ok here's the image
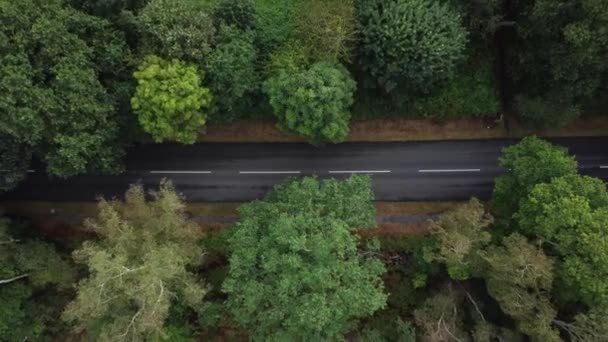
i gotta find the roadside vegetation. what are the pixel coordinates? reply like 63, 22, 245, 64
2, 136, 608, 340
1, 0, 607, 191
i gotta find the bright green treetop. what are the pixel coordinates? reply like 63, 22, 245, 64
516, 174, 608, 307
492, 136, 578, 221
358, 0, 468, 93
132, 55, 212, 144
63, 181, 206, 341
223, 175, 386, 340
265, 61, 356, 144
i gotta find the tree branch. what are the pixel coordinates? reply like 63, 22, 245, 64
0, 273, 29, 285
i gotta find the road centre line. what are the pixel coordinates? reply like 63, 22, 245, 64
149, 171, 212, 174
418, 169, 481, 173
329, 170, 391, 174
27, 170, 36, 173
239, 171, 301, 174
600, 166, 608, 169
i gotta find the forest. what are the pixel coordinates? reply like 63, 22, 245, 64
2, 0, 608, 340
1, 0, 607, 191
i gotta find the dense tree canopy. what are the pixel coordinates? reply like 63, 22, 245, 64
132, 55, 212, 144
265, 61, 356, 144
0, 136, 31, 192
223, 175, 387, 340
492, 136, 578, 223
137, 0, 215, 63
0, 0, 126, 177
0, 217, 75, 341
63, 181, 206, 341
358, 0, 468, 93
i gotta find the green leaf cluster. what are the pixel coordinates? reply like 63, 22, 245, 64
223, 175, 387, 340
265, 61, 356, 144
132, 55, 212, 144
358, 0, 468, 93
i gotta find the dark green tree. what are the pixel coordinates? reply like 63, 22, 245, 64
0, 136, 31, 192
212, 0, 256, 31
205, 26, 259, 122
137, 0, 215, 63
223, 175, 387, 340
0, 0, 126, 177
0, 217, 75, 341
358, 0, 468, 93
265, 61, 356, 144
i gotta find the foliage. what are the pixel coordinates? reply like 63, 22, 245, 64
212, 0, 255, 31
294, 0, 358, 62
266, 40, 311, 77
564, 306, 608, 341
0, 0, 125, 177
205, 26, 259, 122
491, 136, 578, 222
63, 181, 206, 341
265, 61, 356, 144
0, 217, 75, 341
515, 94, 581, 128
413, 288, 469, 341
0, 136, 31, 192
137, 0, 215, 63
425, 199, 492, 280
512, 0, 608, 106
357, 0, 468, 93
449, 0, 504, 49
480, 234, 559, 341
223, 175, 386, 340
252, 0, 301, 56
411, 63, 500, 119
516, 174, 608, 307
132, 55, 212, 144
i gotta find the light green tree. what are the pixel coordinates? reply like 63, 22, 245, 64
516, 175, 608, 307
132, 55, 212, 144
492, 136, 578, 222
223, 175, 387, 340
63, 181, 206, 341
265, 61, 356, 144
480, 234, 559, 341
425, 198, 493, 280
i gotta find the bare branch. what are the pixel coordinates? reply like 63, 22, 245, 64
0, 273, 29, 285
465, 291, 486, 322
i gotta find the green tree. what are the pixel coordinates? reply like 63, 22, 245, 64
480, 234, 559, 341
132, 55, 212, 144
0, 136, 31, 192
491, 136, 578, 222
223, 175, 387, 340
294, 0, 358, 62
413, 288, 469, 341
1, 216, 75, 341
205, 26, 259, 122
265, 61, 356, 144
0, 0, 125, 177
514, 93, 581, 128
516, 175, 608, 307
358, 0, 468, 93
425, 199, 493, 280
63, 181, 206, 341
137, 0, 215, 63
212, 0, 256, 31
512, 0, 608, 120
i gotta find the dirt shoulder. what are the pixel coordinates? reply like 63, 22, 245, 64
199, 116, 608, 143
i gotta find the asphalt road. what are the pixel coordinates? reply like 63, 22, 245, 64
4, 137, 608, 202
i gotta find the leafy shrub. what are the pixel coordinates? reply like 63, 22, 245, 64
294, 0, 358, 62
358, 0, 468, 93
138, 0, 215, 63
131, 55, 212, 144
212, 0, 256, 30
265, 39, 311, 77
206, 26, 260, 122
411, 63, 499, 119
264, 61, 356, 144
252, 0, 301, 56
515, 94, 580, 128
